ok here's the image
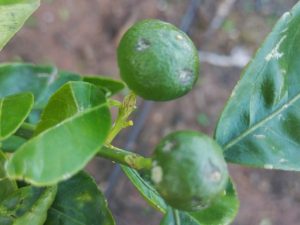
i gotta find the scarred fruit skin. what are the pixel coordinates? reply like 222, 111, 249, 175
151, 131, 228, 211
117, 19, 199, 101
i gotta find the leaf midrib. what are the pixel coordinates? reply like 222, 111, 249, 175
224, 92, 300, 150
14, 187, 55, 224
48, 207, 85, 225
122, 167, 167, 213
36, 101, 107, 139
223, 7, 300, 152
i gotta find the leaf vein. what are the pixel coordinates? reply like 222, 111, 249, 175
49, 207, 85, 225
224, 93, 300, 150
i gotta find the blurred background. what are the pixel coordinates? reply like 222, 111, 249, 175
1, 0, 300, 224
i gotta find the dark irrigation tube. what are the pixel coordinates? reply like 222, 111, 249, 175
105, 0, 202, 198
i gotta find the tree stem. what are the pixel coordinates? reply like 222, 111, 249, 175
97, 145, 152, 170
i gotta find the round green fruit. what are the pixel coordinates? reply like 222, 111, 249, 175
117, 19, 199, 101
151, 131, 228, 211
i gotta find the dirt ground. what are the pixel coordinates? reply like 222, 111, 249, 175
1, 0, 300, 224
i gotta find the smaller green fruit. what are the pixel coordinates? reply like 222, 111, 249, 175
151, 131, 228, 211
117, 19, 199, 101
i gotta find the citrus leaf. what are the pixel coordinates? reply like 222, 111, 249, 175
160, 208, 176, 225
34, 69, 81, 110
45, 171, 115, 225
160, 208, 208, 225
160, 208, 198, 225
0, 64, 121, 124
0, 151, 17, 201
123, 166, 238, 225
0, 186, 57, 225
5, 82, 111, 186
1, 135, 26, 153
0, 63, 81, 111
83, 75, 126, 97
215, 2, 300, 171
0, 92, 33, 141
0, 0, 40, 51
122, 166, 167, 213
160, 181, 239, 225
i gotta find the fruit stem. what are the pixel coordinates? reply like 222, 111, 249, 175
97, 145, 152, 170
16, 122, 36, 139
105, 92, 137, 145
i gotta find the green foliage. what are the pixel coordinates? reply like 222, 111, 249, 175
0, 0, 40, 51
5, 82, 111, 186
215, 2, 300, 171
0, 151, 17, 201
0, 64, 80, 111
45, 172, 115, 225
0, 93, 33, 141
83, 76, 125, 97
0, 63, 124, 113
1, 135, 26, 153
0, 1, 300, 225
122, 166, 167, 213
0, 186, 57, 225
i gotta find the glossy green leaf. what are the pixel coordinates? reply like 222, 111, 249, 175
5, 82, 111, 185
160, 208, 175, 225
83, 75, 126, 96
1, 135, 26, 153
0, 92, 33, 141
0, 151, 17, 201
0, 63, 81, 110
160, 181, 239, 225
34, 70, 82, 110
123, 166, 238, 225
0, 63, 54, 98
0, 186, 57, 225
122, 166, 167, 213
160, 208, 198, 225
215, 2, 300, 170
45, 171, 115, 225
0, 0, 40, 51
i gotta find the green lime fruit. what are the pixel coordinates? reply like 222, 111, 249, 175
117, 19, 199, 101
151, 131, 228, 211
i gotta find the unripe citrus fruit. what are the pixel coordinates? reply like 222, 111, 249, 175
117, 19, 199, 101
151, 131, 228, 211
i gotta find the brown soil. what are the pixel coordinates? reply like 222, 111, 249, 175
1, 0, 300, 225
